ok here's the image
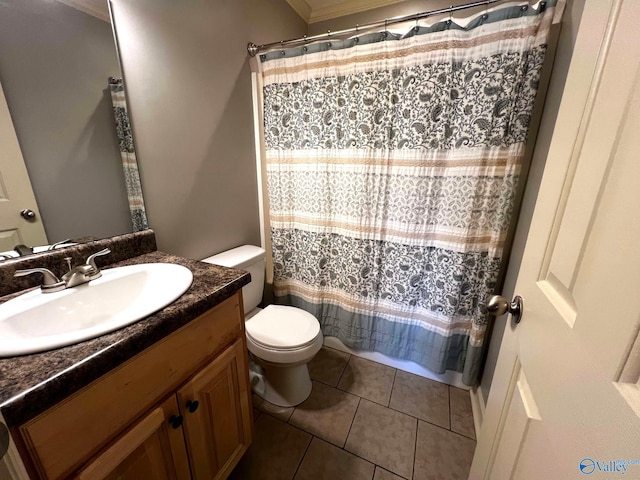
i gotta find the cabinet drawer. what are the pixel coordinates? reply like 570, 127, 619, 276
19, 293, 243, 480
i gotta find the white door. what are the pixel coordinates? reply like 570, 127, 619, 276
0, 80, 47, 252
471, 1, 640, 479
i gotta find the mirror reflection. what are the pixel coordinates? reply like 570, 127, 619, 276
0, 0, 143, 259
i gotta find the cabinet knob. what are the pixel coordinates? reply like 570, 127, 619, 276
168, 414, 184, 429
186, 400, 200, 413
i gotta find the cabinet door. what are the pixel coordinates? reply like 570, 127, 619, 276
74, 396, 191, 480
178, 338, 253, 480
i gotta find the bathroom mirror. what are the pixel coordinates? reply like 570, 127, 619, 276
0, 0, 146, 258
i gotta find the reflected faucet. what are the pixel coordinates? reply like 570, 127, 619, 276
47, 238, 72, 251
14, 248, 111, 293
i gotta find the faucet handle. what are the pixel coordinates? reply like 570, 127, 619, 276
14, 268, 65, 293
85, 248, 111, 276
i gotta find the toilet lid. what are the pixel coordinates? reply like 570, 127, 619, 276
246, 305, 320, 350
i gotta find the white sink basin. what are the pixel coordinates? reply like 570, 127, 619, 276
0, 263, 193, 357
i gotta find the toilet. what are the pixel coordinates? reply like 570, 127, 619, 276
202, 245, 323, 407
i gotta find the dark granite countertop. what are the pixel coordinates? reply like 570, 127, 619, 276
0, 251, 250, 427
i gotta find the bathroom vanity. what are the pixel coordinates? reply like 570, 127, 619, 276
0, 231, 253, 479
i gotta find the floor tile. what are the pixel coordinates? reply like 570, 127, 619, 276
389, 370, 450, 428
294, 437, 375, 480
449, 386, 476, 440
373, 466, 406, 480
229, 414, 311, 480
308, 346, 351, 387
289, 381, 360, 447
414, 421, 476, 480
253, 393, 295, 422
338, 356, 396, 406
345, 399, 417, 479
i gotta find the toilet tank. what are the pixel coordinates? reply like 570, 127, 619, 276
202, 245, 265, 315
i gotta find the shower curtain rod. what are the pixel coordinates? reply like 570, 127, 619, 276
247, 0, 506, 56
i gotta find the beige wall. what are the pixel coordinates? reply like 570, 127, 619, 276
110, 0, 306, 260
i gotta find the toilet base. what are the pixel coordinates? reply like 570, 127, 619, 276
251, 360, 313, 407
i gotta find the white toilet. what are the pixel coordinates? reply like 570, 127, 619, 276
202, 245, 323, 407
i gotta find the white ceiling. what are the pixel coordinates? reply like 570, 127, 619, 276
286, 0, 408, 24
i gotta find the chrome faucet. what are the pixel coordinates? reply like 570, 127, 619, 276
14, 267, 65, 293
14, 248, 111, 293
61, 248, 110, 288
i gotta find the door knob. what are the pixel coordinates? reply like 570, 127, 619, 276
20, 209, 36, 220
486, 295, 523, 324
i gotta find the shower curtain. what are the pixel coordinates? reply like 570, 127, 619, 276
109, 78, 148, 232
259, 1, 559, 385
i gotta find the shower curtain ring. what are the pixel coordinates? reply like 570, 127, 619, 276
483, 0, 490, 21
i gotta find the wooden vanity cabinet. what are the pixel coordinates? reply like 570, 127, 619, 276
74, 396, 191, 480
15, 292, 253, 480
178, 338, 251, 479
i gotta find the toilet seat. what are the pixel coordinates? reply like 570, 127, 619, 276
245, 305, 323, 364
246, 305, 320, 350
248, 335, 318, 352
246, 332, 323, 365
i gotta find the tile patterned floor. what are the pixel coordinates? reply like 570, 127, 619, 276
230, 347, 476, 480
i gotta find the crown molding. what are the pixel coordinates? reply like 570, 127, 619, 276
285, 0, 313, 23
308, 0, 407, 23
56, 0, 111, 23
286, 0, 410, 24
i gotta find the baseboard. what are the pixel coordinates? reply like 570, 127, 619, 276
470, 385, 486, 440
323, 336, 469, 390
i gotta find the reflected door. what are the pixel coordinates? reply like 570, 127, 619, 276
0, 80, 47, 251
471, 1, 640, 478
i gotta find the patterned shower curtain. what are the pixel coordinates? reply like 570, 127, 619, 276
260, 1, 559, 385
109, 77, 148, 232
